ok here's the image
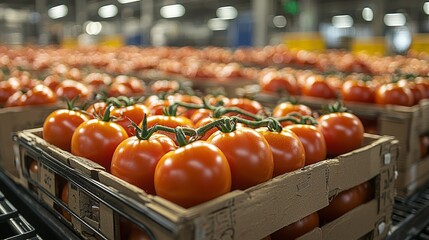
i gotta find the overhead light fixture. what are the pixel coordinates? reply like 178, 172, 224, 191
98, 5, 118, 18
118, 0, 140, 4
362, 7, 373, 21
384, 13, 406, 27
332, 15, 354, 28
208, 18, 228, 31
273, 15, 287, 28
160, 4, 185, 19
48, 5, 68, 19
424, 2, 429, 15
85, 21, 102, 35
216, 6, 238, 20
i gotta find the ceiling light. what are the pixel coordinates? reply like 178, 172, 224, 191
160, 4, 185, 19
118, 0, 140, 4
362, 7, 373, 21
273, 15, 287, 28
216, 6, 238, 20
208, 18, 228, 31
332, 15, 354, 28
85, 21, 102, 35
384, 13, 406, 27
424, 2, 429, 15
98, 5, 118, 18
48, 5, 68, 19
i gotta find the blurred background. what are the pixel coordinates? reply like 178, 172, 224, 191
1, 0, 429, 54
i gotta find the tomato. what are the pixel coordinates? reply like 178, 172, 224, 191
398, 80, 425, 105
415, 77, 429, 99
256, 128, 305, 177
111, 134, 176, 195
271, 212, 319, 240
167, 94, 203, 119
194, 117, 219, 140
145, 99, 170, 116
60, 183, 71, 221
86, 101, 109, 118
317, 112, 364, 157
83, 73, 112, 91
285, 124, 326, 166
0, 77, 21, 104
28, 160, 38, 175
108, 83, 133, 97
224, 98, 264, 120
128, 226, 150, 240
301, 75, 337, 99
144, 115, 194, 143
154, 141, 231, 208
259, 71, 299, 95
359, 117, 378, 134
6, 84, 57, 107
420, 135, 429, 158
341, 79, 375, 103
111, 104, 151, 136
375, 83, 414, 106
272, 102, 312, 126
190, 108, 212, 124
207, 127, 273, 190
71, 118, 128, 172
151, 80, 179, 93
114, 75, 146, 94
55, 79, 90, 101
357, 181, 374, 203
318, 186, 363, 224
43, 75, 61, 91
43, 109, 90, 152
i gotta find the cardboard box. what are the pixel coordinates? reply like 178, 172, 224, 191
247, 89, 427, 197
14, 128, 396, 240
0, 104, 61, 179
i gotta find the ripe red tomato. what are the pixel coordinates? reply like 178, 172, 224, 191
256, 128, 305, 177
224, 98, 264, 120
61, 183, 71, 221
189, 108, 212, 124
108, 83, 133, 97
420, 135, 429, 158
111, 104, 151, 136
375, 83, 414, 106
272, 102, 312, 126
83, 73, 112, 91
207, 127, 273, 190
415, 77, 429, 99
71, 118, 128, 172
43, 109, 90, 152
154, 141, 231, 208
114, 76, 146, 94
341, 79, 375, 103
318, 186, 363, 223
259, 71, 299, 95
194, 117, 219, 140
167, 94, 203, 119
398, 80, 426, 105
127, 226, 150, 240
317, 112, 364, 157
357, 181, 374, 203
144, 115, 194, 143
86, 101, 109, 118
145, 99, 170, 116
285, 124, 326, 166
6, 84, 57, 107
43, 75, 61, 91
151, 80, 179, 93
111, 134, 176, 195
55, 79, 90, 101
301, 75, 337, 99
0, 77, 21, 104
271, 212, 319, 240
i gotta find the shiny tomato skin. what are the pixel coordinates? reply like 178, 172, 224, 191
71, 119, 128, 172
111, 134, 176, 195
5, 90, 25, 107
0, 78, 20, 104
318, 186, 363, 223
317, 112, 364, 157
285, 125, 327, 166
144, 115, 194, 143
151, 80, 179, 93
25, 84, 57, 106
272, 102, 312, 119
225, 98, 263, 115
259, 71, 299, 95
55, 80, 90, 101
271, 212, 319, 240
190, 108, 212, 124
111, 104, 151, 136
61, 183, 71, 221
302, 75, 337, 99
207, 127, 273, 190
357, 181, 374, 203
145, 99, 170, 116
341, 79, 375, 103
375, 83, 414, 106
154, 141, 231, 208
86, 101, 109, 118
257, 128, 305, 177
194, 117, 219, 141
43, 109, 90, 152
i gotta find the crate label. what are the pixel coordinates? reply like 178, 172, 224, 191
194, 199, 235, 239
40, 163, 56, 195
